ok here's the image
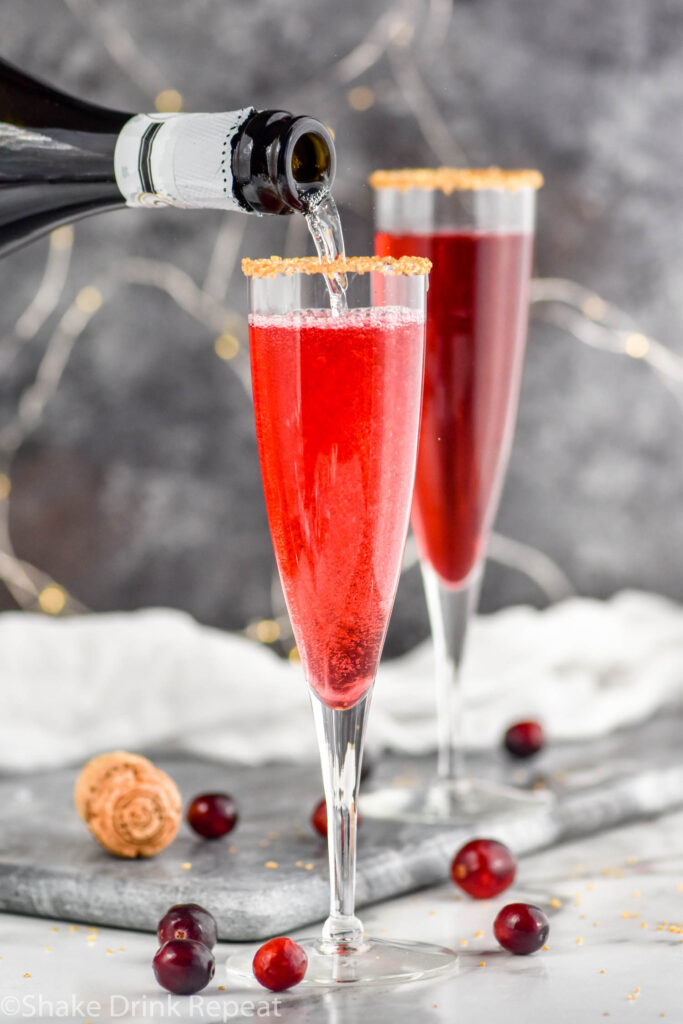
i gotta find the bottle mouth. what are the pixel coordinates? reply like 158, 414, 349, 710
232, 110, 336, 216
280, 117, 336, 212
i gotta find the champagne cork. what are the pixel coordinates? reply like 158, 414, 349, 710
75, 751, 181, 858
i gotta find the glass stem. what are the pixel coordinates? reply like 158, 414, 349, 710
421, 561, 483, 784
310, 690, 371, 952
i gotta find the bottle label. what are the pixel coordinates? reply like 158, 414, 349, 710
114, 109, 254, 211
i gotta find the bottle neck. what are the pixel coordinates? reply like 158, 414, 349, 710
114, 109, 255, 211
113, 108, 336, 215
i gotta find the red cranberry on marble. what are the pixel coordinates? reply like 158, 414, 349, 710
504, 721, 545, 759
253, 937, 308, 991
450, 838, 516, 899
153, 939, 215, 994
187, 792, 238, 839
311, 798, 362, 839
494, 903, 549, 955
157, 903, 217, 950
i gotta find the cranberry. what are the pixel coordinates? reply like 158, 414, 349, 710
187, 792, 238, 839
504, 721, 544, 758
311, 798, 362, 838
311, 798, 328, 838
153, 939, 215, 994
450, 838, 516, 899
253, 936, 308, 992
494, 903, 549, 955
157, 903, 217, 950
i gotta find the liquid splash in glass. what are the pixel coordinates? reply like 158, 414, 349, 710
305, 193, 348, 313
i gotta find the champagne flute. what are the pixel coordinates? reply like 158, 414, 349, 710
230, 254, 456, 985
367, 168, 549, 823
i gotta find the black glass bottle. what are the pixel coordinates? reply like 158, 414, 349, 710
0, 56, 336, 258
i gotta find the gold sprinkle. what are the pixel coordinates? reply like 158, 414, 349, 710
265, 861, 279, 869
70, 926, 79, 932
478, 961, 486, 967
214, 333, 240, 361
593, 922, 599, 927
288, 645, 301, 663
229, 846, 238, 854
600, 969, 606, 974
675, 883, 683, 891
586, 883, 595, 891
118, 947, 125, 952
0, 474, 11, 500
625, 333, 650, 359
473, 930, 484, 938
459, 939, 468, 947
625, 856, 639, 865
155, 89, 183, 113
634, 988, 640, 994
75, 286, 102, 314
50, 926, 59, 932
542, 945, 549, 951
242, 255, 432, 279
106, 948, 114, 954
580, 914, 586, 920
304, 863, 314, 870
44, 947, 51, 952
181, 862, 192, 870
639, 922, 648, 929
550, 898, 562, 909
87, 935, 96, 942
622, 911, 632, 919
24, 973, 31, 978
348, 86, 375, 112
39, 585, 67, 615
576, 937, 583, 945
429, 910, 437, 917
656, 925, 664, 931
632, 891, 641, 899
369, 167, 544, 193
218, 985, 226, 991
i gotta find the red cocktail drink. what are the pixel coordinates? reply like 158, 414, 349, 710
238, 254, 456, 984
366, 169, 546, 824
250, 307, 424, 708
374, 230, 533, 587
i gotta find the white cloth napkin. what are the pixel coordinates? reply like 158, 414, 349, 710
0, 591, 681, 772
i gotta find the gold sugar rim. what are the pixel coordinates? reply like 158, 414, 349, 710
368, 167, 544, 193
241, 255, 432, 278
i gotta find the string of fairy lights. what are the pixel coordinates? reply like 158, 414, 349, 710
1, 0, 679, 655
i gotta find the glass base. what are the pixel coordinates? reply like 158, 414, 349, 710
360, 775, 554, 825
227, 936, 457, 988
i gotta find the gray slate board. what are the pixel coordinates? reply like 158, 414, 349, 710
0, 711, 681, 941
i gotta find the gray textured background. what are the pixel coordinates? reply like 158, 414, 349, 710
2, 0, 683, 655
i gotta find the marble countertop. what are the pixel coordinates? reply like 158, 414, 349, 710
0, 810, 680, 1024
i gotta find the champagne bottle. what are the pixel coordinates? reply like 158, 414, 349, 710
0, 56, 336, 258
